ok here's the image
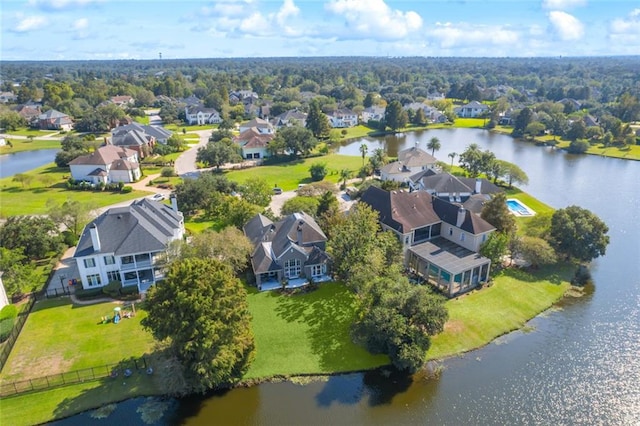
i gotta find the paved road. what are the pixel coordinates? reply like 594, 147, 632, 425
175, 130, 212, 177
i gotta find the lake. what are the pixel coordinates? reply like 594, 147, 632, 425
55, 128, 640, 425
0, 149, 58, 178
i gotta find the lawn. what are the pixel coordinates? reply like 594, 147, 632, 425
426, 265, 572, 360
245, 282, 388, 379
163, 123, 216, 132
225, 154, 362, 190
2, 128, 60, 137
0, 163, 151, 217
0, 298, 155, 382
555, 140, 640, 160
0, 139, 61, 153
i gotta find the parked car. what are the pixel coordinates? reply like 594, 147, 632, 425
272, 187, 283, 195
149, 193, 166, 201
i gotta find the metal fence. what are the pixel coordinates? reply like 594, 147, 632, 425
0, 296, 35, 372
0, 357, 150, 398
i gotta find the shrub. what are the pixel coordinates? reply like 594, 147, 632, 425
0, 318, 15, 342
161, 167, 175, 177
120, 285, 139, 296
0, 304, 18, 321
121, 185, 133, 193
309, 162, 328, 181
102, 280, 123, 298
74, 287, 104, 300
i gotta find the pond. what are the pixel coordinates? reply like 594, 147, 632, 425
0, 149, 59, 178
54, 128, 640, 425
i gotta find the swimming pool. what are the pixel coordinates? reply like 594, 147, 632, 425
506, 198, 535, 216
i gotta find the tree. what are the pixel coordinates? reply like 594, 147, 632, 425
512, 107, 533, 138
167, 134, 186, 152
481, 192, 517, 235
175, 228, 253, 274
196, 138, 242, 170
550, 206, 609, 263
412, 107, 427, 126
96, 103, 126, 130
240, 177, 272, 207
448, 152, 457, 167
142, 259, 255, 394
215, 196, 262, 230
275, 126, 317, 157
339, 169, 352, 189
305, 99, 331, 139
566, 120, 586, 141
309, 162, 327, 181
47, 199, 97, 240
12, 173, 33, 188
369, 148, 387, 172
0, 109, 27, 131
0, 247, 41, 296
427, 137, 441, 157
496, 160, 529, 188
384, 100, 408, 132
518, 236, 556, 268
479, 232, 509, 270
281, 196, 320, 217
0, 216, 63, 260
567, 139, 590, 154
173, 173, 238, 215
524, 121, 546, 138
458, 144, 494, 177
359, 143, 368, 167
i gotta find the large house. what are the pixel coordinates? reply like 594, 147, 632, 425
361, 106, 386, 123
69, 145, 141, 184
326, 109, 358, 128
360, 186, 495, 297
409, 172, 501, 213
74, 198, 185, 293
184, 104, 222, 125
380, 145, 439, 183
239, 118, 274, 134
244, 212, 332, 291
234, 127, 274, 160
454, 101, 490, 118
111, 123, 172, 158
271, 110, 307, 129
38, 109, 73, 131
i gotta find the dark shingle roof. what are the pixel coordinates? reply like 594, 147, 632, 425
432, 197, 494, 234
397, 146, 437, 167
74, 199, 182, 258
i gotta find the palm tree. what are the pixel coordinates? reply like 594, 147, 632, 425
359, 143, 368, 167
448, 152, 457, 167
339, 169, 352, 189
427, 137, 441, 157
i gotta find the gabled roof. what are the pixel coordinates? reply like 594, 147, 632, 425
398, 146, 437, 167
69, 145, 137, 167
241, 118, 272, 129
112, 129, 149, 147
432, 197, 495, 234
417, 173, 472, 194
186, 104, 219, 115
112, 123, 172, 140
250, 242, 281, 274
38, 109, 68, 120
243, 134, 273, 149
74, 199, 182, 258
380, 161, 409, 176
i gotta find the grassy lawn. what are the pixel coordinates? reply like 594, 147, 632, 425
0, 163, 152, 217
1, 298, 155, 382
2, 128, 59, 137
555, 140, 640, 160
0, 139, 61, 154
245, 282, 388, 379
133, 115, 150, 125
163, 123, 215, 132
184, 215, 223, 234
225, 154, 362, 190
426, 265, 572, 360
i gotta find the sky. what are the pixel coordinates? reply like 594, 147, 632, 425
1, 0, 639, 61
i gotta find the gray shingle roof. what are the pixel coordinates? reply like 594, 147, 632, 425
397, 146, 437, 167
409, 237, 490, 275
68, 145, 137, 167
74, 199, 182, 258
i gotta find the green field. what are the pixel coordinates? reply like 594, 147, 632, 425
2, 128, 60, 137
427, 265, 572, 360
225, 154, 362, 190
245, 282, 388, 379
0, 139, 61, 154
0, 163, 151, 217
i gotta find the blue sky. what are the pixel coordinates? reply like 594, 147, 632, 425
1, 0, 639, 60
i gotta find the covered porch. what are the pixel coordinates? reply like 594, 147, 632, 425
408, 237, 491, 297
257, 273, 332, 292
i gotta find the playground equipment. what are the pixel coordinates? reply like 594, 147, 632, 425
113, 307, 121, 324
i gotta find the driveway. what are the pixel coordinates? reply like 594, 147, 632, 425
175, 129, 213, 176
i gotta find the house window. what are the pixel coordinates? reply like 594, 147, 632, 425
482, 234, 487, 242
311, 264, 325, 277
121, 255, 134, 265
86, 274, 101, 287
104, 255, 115, 265
460, 233, 465, 242
83, 258, 96, 268
448, 227, 453, 236
284, 259, 301, 279
107, 270, 121, 282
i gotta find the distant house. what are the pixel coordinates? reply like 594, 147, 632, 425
409, 172, 501, 213
380, 146, 439, 183
403, 103, 446, 123
184, 104, 222, 125
271, 110, 307, 129
74, 198, 184, 293
16, 104, 41, 124
69, 145, 141, 184
244, 212, 331, 291
38, 109, 73, 131
110, 95, 135, 108
239, 118, 274, 134
360, 186, 494, 297
229, 90, 259, 104
454, 101, 489, 118
326, 109, 358, 128
361, 106, 386, 123
234, 127, 274, 160
0, 92, 17, 104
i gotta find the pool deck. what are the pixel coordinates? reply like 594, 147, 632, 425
506, 198, 536, 216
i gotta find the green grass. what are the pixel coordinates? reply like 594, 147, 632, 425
0, 139, 61, 154
426, 265, 572, 360
225, 154, 362, 190
163, 123, 215, 132
133, 115, 150, 125
554, 140, 640, 160
2, 128, 59, 137
184, 215, 223, 234
245, 282, 388, 379
0, 298, 155, 382
0, 163, 152, 217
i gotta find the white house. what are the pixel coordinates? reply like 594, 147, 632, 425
184, 105, 222, 125
74, 198, 185, 293
69, 145, 141, 184
361, 106, 386, 123
239, 118, 274, 134
234, 127, 274, 160
380, 146, 438, 183
326, 109, 358, 128
454, 101, 490, 118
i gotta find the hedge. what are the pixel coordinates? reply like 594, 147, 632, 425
0, 317, 15, 342
0, 304, 18, 321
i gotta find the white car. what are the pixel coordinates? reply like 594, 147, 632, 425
149, 193, 166, 201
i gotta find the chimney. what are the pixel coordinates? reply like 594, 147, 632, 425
456, 207, 466, 228
475, 178, 482, 194
89, 224, 101, 251
170, 194, 178, 213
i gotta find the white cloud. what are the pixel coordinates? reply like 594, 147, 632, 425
542, 0, 587, 10
548, 11, 584, 40
325, 0, 422, 41
428, 22, 519, 48
13, 16, 48, 32
73, 18, 89, 30
276, 0, 300, 26
202, 0, 255, 18
29, 0, 103, 11
610, 8, 640, 34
